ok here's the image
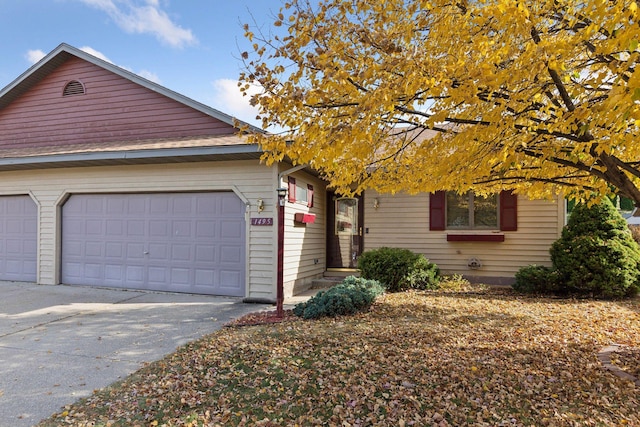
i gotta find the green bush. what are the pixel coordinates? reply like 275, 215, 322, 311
549, 198, 640, 298
629, 224, 640, 245
513, 265, 558, 294
293, 276, 384, 319
357, 247, 440, 292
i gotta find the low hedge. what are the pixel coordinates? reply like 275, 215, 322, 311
357, 247, 440, 292
293, 276, 384, 319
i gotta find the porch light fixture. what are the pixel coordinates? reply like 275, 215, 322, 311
373, 198, 380, 209
276, 187, 287, 206
276, 187, 287, 318
256, 198, 265, 212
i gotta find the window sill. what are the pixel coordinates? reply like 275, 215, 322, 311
446, 233, 505, 242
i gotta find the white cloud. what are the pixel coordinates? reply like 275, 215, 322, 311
78, 0, 196, 48
79, 46, 113, 63
137, 69, 161, 84
25, 45, 162, 85
211, 78, 262, 126
25, 49, 46, 64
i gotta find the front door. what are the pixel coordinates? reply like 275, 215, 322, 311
327, 192, 364, 268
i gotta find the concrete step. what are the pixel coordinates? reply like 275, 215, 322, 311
310, 277, 342, 289
324, 269, 360, 279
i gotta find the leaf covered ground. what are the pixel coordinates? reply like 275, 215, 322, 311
40, 287, 639, 427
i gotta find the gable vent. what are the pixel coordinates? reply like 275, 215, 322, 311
63, 80, 85, 96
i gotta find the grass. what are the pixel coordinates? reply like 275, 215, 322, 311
38, 285, 639, 426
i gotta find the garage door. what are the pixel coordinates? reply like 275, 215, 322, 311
0, 195, 37, 282
61, 192, 246, 296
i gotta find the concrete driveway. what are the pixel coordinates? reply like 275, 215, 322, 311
0, 282, 268, 427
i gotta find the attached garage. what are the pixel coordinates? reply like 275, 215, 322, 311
0, 195, 37, 282
61, 192, 246, 296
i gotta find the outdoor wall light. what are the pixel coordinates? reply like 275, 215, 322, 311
373, 198, 380, 209
276, 187, 288, 206
256, 198, 265, 212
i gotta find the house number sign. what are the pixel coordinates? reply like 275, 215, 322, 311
251, 217, 274, 226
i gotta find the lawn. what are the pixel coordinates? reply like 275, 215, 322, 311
39, 286, 639, 426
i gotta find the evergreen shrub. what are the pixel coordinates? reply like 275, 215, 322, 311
292, 276, 384, 319
357, 247, 440, 292
512, 265, 558, 294
514, 198, 640, 298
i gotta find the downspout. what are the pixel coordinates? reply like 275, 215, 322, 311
275, 164, 308, 317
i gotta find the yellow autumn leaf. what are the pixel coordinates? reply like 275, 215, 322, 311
241, 0, 640, 204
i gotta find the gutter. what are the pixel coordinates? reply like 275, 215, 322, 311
0, 144, 262, 168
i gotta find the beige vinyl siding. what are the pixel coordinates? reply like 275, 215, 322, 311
281, 169, 327, 295
0, 160, 276, 299
364, 191, 563, 281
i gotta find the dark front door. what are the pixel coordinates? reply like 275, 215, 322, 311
327, 192, 364, 268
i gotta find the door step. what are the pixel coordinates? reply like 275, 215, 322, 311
324, 268, 360, 278
310, 269, 361, 289
310, 277, 343, 289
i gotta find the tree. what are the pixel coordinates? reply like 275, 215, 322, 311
239, 0, 640, 204
549, 198, 640, 298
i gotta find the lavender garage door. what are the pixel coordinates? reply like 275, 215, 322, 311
61, 192, 246, 296
0, 195, 37, 282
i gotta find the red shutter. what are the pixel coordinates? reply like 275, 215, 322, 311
288, 177, 296, 203
500, 190, 518, 231
307, 184, 314, 208
429, 191, 446, 230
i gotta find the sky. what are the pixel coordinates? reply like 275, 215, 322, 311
0, 0, 286, 128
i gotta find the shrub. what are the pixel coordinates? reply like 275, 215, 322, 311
549, 198, 640, 298
357, 247, 440, 292
513, 265, 559, 294
293, 276, 384, 319
629, 224, 640, 245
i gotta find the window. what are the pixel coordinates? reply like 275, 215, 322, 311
430, 190, 517, 232
446, 192, 497, 229
296, 183, 308, 204
287, 176, 314, 207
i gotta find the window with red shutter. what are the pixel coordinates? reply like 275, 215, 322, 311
307, 184, 314, 208
430, 190, 517, 232
288, 177, 296, 203
429, 191, 446, 230
499, 190, 518, 231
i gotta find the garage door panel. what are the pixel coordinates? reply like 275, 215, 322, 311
85, 219, 103, 235
221, 246, 242, 263
220, 220, 243, 239
147, 243, 168, 260
149, 220, 168, 237
106, 219, 124, 235
0, 196, 38, 282
172, 221, 192, 238
126, 266, 144, 284
62, 192, 245, 296
85, 242, 103, 257
127, 220, 145, 236
105, 242, 124, 258
195, 220, 216, 238
128, 198, 146, 214
149, 197, 169, 213
195, 245, 215, 262
105, 265, 124, 281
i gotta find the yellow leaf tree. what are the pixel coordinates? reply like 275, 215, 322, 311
240, 0, 640, 204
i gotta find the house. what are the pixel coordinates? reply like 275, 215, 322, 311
0, 44, 564, 302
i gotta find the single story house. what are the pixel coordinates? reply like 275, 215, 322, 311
0, 44, 565, 301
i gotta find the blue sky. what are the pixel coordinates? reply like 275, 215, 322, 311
0, 0, 286, 127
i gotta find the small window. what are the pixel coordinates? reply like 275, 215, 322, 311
63, 80, 85, 96
296, 182, 308, 204
287, 176, 314, 207
446, 192, 498, 229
